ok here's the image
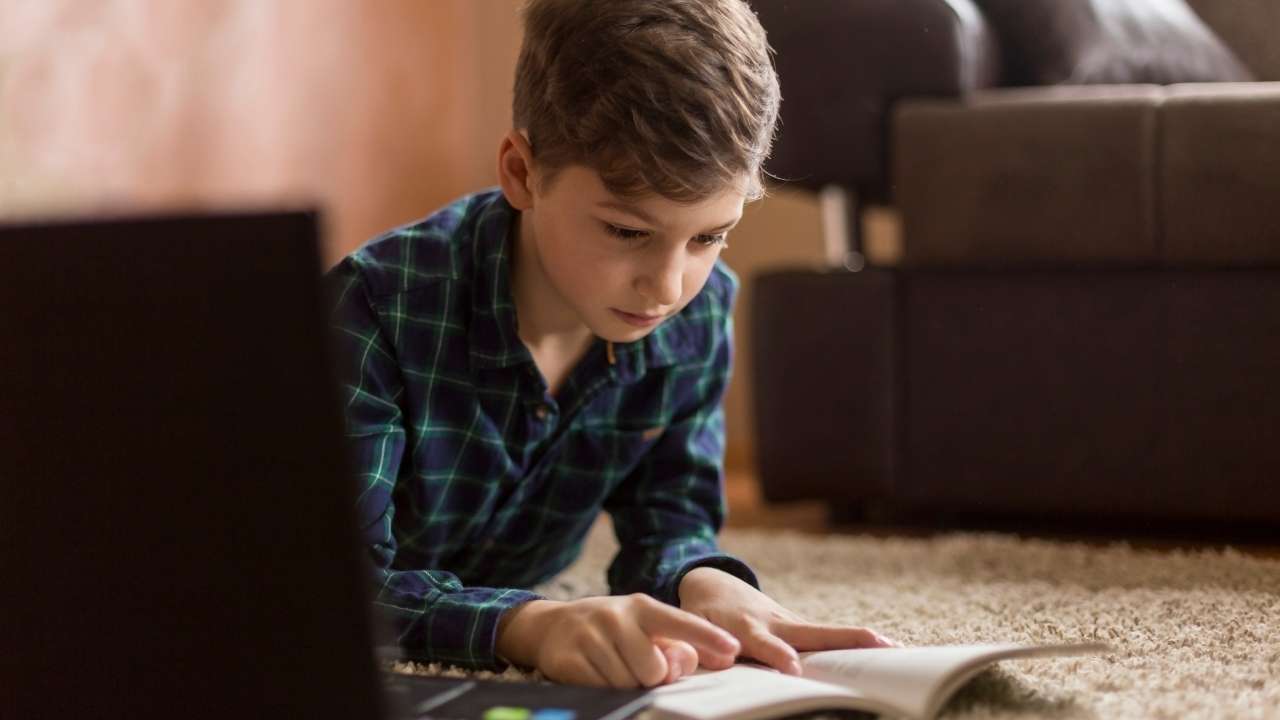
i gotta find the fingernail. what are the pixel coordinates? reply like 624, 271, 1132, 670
788, 661, 803, 676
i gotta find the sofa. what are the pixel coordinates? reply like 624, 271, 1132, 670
749, 0, 1280, 532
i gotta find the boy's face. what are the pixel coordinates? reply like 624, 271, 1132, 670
517, 163, 745, 344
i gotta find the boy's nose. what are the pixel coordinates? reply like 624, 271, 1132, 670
640, 264, 683, 307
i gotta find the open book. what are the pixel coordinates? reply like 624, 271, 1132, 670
650, 642, 1109, 720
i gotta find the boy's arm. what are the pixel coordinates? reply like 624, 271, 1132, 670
326, 259, 541, 671
603, 282, 758, 606
602, 273, 898, 676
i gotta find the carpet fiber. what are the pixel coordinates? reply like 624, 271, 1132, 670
392, 517, 1280, 719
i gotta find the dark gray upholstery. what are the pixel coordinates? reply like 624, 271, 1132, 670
1162, 83, 1280, 264
894, 87, 1162, 266
975, 0, 1253, 85
750, 0, 1280, 530
1186, 0, 1280, 80
753, 0, 999, 196
893, 82, 1280, 267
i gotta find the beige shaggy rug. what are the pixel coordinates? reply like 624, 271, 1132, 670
392, 516, 1280, 719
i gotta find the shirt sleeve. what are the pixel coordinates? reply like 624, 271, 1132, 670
603, 278, 759, 606
325, 258, 541, 671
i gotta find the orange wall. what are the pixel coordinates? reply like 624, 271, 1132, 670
1, 0, 825, 468
1, 1, 503, 263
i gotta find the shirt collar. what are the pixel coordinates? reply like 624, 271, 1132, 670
467, 194, 529, 370
466, 191, 700, 378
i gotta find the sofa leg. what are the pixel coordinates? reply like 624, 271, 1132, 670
819, 184, 867, 272
828, 499, 899, 527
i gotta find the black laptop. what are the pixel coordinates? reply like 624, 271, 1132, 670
0, 211, 650, 720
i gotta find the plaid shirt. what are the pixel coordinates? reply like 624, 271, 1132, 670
324, 189, 757, 671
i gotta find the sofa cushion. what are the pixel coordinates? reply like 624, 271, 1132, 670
1186, 0, 1280, 81
893, 86, 1163, 267
1161, 82, 1280, 265
976, 0, 1253, 85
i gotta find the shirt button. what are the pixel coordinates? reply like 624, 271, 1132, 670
535, 405, 550, 420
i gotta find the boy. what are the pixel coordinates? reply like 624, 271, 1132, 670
326, 0, 894, 690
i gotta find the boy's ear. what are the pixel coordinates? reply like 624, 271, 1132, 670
497, 129, 537, 211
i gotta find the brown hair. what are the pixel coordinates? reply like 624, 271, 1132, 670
513, 0, 780, 202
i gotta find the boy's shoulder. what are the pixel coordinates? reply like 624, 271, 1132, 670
338, 189, 508, 298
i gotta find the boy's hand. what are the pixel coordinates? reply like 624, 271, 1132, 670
677, 567, 899, 676
495, 594, 741, 688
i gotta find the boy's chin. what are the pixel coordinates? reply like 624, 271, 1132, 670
591, 313, 663, 344
597, 327, 659, 345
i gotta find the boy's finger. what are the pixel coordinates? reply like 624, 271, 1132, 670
635, 601, 740, 657
573, 655, 611, 681
551, 655, 610, 688
613, 624, 671, 687
740, 629, 801, 675
653, 637, 698, 682
775, 623, 894, 651
584, 631, 644, 688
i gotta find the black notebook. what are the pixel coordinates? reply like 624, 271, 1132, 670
0, 210, 650, 720
386, 674, 650, 720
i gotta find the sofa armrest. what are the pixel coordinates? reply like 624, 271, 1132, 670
755, 0, 1000, 197
752, 268, 898, 506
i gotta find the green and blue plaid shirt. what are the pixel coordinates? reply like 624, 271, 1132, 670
324, 189, 757, 670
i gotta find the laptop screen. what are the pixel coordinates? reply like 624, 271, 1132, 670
0, 211, 385, 719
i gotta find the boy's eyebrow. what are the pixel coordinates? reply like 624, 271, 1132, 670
595, 200, 741, 233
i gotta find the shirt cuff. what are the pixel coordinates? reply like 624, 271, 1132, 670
481, 592, 546, 672
490, 595, 546, 671
667, 553, 760, 607
390, 588, 544, 672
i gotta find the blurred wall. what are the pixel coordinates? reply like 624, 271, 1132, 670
0, 0, 824, 470
0, 0, 506, 261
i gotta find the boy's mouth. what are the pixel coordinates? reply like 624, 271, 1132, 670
611, 308, 664, 328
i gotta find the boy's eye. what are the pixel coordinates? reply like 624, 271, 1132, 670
604, 223, 649, 241
605, 223, 728, 248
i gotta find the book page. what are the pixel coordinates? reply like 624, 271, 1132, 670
650, 664, 896, 720
799, 643, 1110, 720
